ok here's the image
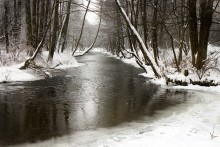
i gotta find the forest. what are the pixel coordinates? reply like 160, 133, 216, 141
0, 0, 220, 84
1, 0, 220, 147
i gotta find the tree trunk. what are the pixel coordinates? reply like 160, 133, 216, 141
125, 1, 135, 53
44, 0, 50, 30
39, 0, 45, 41
74, 15, 102, 57
4, 0, 9, 53
115, 0, 164, 78
158, 0, 167, 48
142, 0, 148, 46
48, 0, 59, 61
72, 0, 91, 56
25, 0, 33, 54
151, 0, 159, 64
20, 24, 50, 70
188, 0, 198, 66
32, 0, 38, 48
196, 0, 214, 69
57, 15, 67, 52
60, 0, 72, 53
178, 0, 186, 65
158, 9, 180, 72
13, 0, 21, 45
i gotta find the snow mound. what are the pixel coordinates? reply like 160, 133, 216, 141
0, 51, 82, 82
38, 51, 83, 69
0, 65, 44, 83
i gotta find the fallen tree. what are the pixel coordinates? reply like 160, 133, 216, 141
115, 0, 165, 78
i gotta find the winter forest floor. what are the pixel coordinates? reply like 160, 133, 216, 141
0, 48, 220, 147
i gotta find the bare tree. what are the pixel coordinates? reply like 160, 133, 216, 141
188, 0, 198, 66
196, 0, 215, 70
72, 0, 91, 56
3, 0, 9, 53
115, 0, 164, 78
60, 0, 72, 53
48, 0, 59, 61
75, 11, 102, 57
25, 0, 33, 55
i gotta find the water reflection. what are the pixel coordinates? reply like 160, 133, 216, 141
0, 54, 192, 146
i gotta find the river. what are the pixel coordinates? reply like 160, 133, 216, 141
0, 53, 195, 146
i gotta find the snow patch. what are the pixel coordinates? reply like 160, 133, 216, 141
40, 51, 83, 69
0, 65, 43, 82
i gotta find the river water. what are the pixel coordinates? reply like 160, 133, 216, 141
0, 53, 194, 146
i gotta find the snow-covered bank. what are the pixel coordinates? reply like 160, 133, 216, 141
91, 47, 220, 93
0, 65, 44, 83
14, 48, 219, 147
16, 91, 220, 147
0, 51, 81, 83
40, 51, 83, 69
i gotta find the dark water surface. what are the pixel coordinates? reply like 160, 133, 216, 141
0, 53, 191, 146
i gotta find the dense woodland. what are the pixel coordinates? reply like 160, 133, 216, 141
0, 0, 220, 83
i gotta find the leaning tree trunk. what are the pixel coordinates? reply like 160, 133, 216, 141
115, 0, 164, 78
74, 15, 102, 57
20, 29, 49, 70
20, 18, 51, 70
72, 0, 91, 56
56, 15, 67, 52
20, 2, 55, 69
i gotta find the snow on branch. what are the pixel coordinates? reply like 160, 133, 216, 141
115, 0, 165, 78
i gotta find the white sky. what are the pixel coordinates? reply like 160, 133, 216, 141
84, 0, 99, 25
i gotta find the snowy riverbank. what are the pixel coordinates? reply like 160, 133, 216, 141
0, 51, 81, 83
16, 48, 219, 147
92, 47, 220, 94
16, 91, 220, 147
1, 48, 220, 147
